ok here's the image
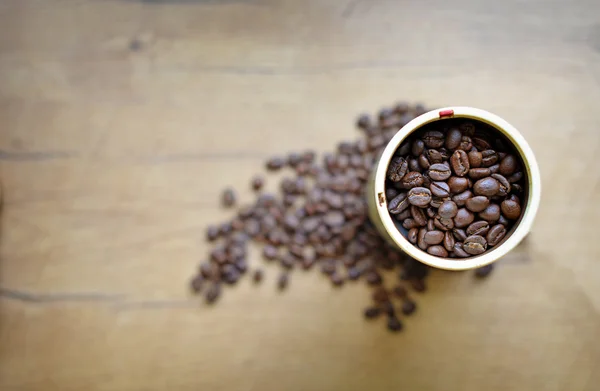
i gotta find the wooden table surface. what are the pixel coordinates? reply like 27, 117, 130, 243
1, 1, 600, 390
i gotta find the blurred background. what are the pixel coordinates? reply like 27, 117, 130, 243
1, 0, 599, 390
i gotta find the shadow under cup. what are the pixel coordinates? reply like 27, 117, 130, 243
367, 107, 541, 271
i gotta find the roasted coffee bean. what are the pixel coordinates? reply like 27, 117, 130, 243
190, 275, 204, 293
288, 152, 303, 167
378, 107, 394, 122
453, 243, 470, 258
427, 245, 448, 257
364, 306, 381, 319
479, 204, 501, 222
387, 156, 408, 182
508, 194, 520, 204
459, 122, 476, 136
386, 187, 399, 200
448, 176, 469, 194
388, 192, 410, 214
252, 269, 264, 283
473, 136, 491, 151
511, 183, 523, 194
393, 285, 408, 298
205, 283, 221, 303
330, 273, 345, 286
465, 196, 490, 213
487, 224, 507, 246
407, 227, 419, 244
430, 181, 451, 198
266, 157, 286, 171
468, 151, 482, 168
492, 174, 511, 196
475, 264, 494, 278
402, 218, 419, 230
445, 127, 462, 150
372, 287, 389, 303
429, 163, 452, 181
498, 214, 509, 226
469, 167, 491, 180
452, 190, 473, 207
277, 273, 289, 290
411, 139, 425, 156
508, 171, 523, 183
401, 300, 417, 315
324, 211, 345, 227
356, 114, 371, 129
443, 231, 455, 252
408, 187, 432, 207
396, 208, 412, 221
387, 315, 403, 332
427, 218, 435, 231
400, 171, 424, 189
473, 177, 500, 196
423, 131, 445, 148
450, 150, 470, 177
426, 207, 436, 218
454, 208, 475, 228
411, 205, 428, 226
418, 153, 431, 170
408, 158, 421, 172
466, 221, 490, 236
424, 230, 444, 245
411, 279, 427, 292
434, 216, 454, 231
206, 225, 220, 241
499, 155, 518, 175
222, 188, 236, 207
365, 271, 383, 285
438, 200, 458, 218
453, 228, 468, 241
301, 216, 320, 233
417, 228, 428, 250
501, 199, 521, 220
463, 235, 488, 255
481, 150, 498, 167
488, 163, 500, 174
430, 196, 444, 208
458, 136, 473, 151
425, 149, 443, 164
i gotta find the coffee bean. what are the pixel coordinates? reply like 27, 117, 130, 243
429, 163, 451, 181
430, 196, 443, 208
400, 171, 424, 189
411, 205, 428, 226
481, 150, 498, 167
434, 216, 454, 231
430, 181, 450, 198
450, 150, 470, 177
454, 208, 475, 228
443, 231, 455, 252
190, 275, 204, 293
277, 273, 289, 290
473, 177, 500, 196
365, 271, 383, 285
473, 136, 492, 151
499, 155, 518, 175
479, 203, 501, 222
266, 157, 286, 171
206, 225, 220, 241
411, 139, 425, 156
458, 136, 473, 151
387, 156, 408, 182
418, 153, 431, 170
402, 218, 419, 230
466, 221, 490, 236
487, 224, 507, 246
507, 171, 523, 183
452, 228, 468, 241
356, 114, 371, 129
222, 188, 236, 207
301, 216, 321, 232
253, 269, 264, 283
330, 273, 345, 287
407, 227, 419, 244
426, 207, 436, 218
427, 218, 435, 231
447, 176, 469, 194
501, 199, 521, 220
423, 131, 445, 148
438, 200, 458, 218
453, 242, 470, 257
488, 164, 500, 174
475, 264, 494, 278
401, 300, 417, 315
452, 190, 473, 207
417, 227, 428, 250
388, 192, 410, 214
511, 183, 523, 194
411, 279, 427, 292
468, 151, 482, 168
407, 187, 432, 207
396, 208, 412, 221
364, 306, 381, 319
498, 214, 509, 226
424, 230, 444, 245
445, 127, 462, 150
205, 283, 221, 303
385, 187, 399, 200
408, 158, 421, 172
427, 245, 448, 257
387, 315, 403, 332
469, 167, 491, 180
372, 287, 389, 303
463, 235, 488, 255
324, 211, 345, 227
393, 285, 408, 298
465, 196, 490, 213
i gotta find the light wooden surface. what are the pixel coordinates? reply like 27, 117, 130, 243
1, 1, 600, 390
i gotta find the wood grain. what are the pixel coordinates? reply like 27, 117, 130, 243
1, 0, 599, 390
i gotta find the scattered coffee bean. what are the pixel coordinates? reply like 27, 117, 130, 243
364, 306, 382, 319
277, 273, 289, 290
266, 157, 285, 171
450, 150, 470, 177
253, 269, 264, 283
205, 283, 221, 304
251, 176, 265, 191
190, 275, 204, 293
475, 263, 494, 278
222, 188, 236, 207
400, 171, 424, 189
466, 221, 490, 237
387, 315, 403, 332
401, 299, 417, 315
468, 151, 482, 168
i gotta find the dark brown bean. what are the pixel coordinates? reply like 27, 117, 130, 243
427, 245, 448, 257
323, 211, 345, 227
481, 150, 498, 167
387, 156, 408, 182
434, 216, 454, 231
501, 199, 521, 220
408, 158, 421, 172
402, 218, 419, 230
407, 227, 419, 244
469, 167, 491, 180
252, 269, 264, 283
488, 163, 500, 174
475, 264, 494, 278
205, 283, 221, 303
277, 273, 289, 290
388, 192, 410, 214
222, 188, 236, 207
417, 228, 428, 250
453, 242, 470, 257
365, 271, 383, 285
466, 221, 490, 236
487, 224, 507, 246
400, 171, 424, 189
430, 181, 450, 198
458, 136, 473, 151
387, 316, 403, 332
443, 231, 455, 252
450, 150, 470, 177
498, 214, 510, 226
429, 163, 451, 181
463, 235, 487, 255
472, 136, 491, 151
479, 203, 501, 222
454, 208, 475, 228
418, 153, 431, 170
447, 176, 469, 194
438, 200, 458, 218
507, 171, 523, 183
426, 207, 436, 218
190, 275, 204, 293
445, 128, 462, 150
426, 149, 444, 164
266, 157, 286, 171
411, 139, 425, 156
468, 151, 482, 168
206, 225, 220, 241
473, 177, 500, 196
411, 205, 428, 226
452, 190, 473, 207
396, 208, 412, 221
492, 174, 511, 197
465, 196, 490, 213
499, 155, 518, 175
453, 228, 468, 241
424, 230, 444, 245
407, 187, 432, 207
401, 300, 417, 315
364, 306, 381, 319
423, 130, 445, 148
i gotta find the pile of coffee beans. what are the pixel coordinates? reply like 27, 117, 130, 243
190, 102, 495, 333
385, 119, 525, 259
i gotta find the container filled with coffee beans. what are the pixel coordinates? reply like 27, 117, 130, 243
367, 107, 540, 270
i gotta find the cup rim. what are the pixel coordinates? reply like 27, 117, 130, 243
372, 106, 541, 271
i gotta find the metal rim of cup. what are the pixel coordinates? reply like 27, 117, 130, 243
367, 106, 541, 271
